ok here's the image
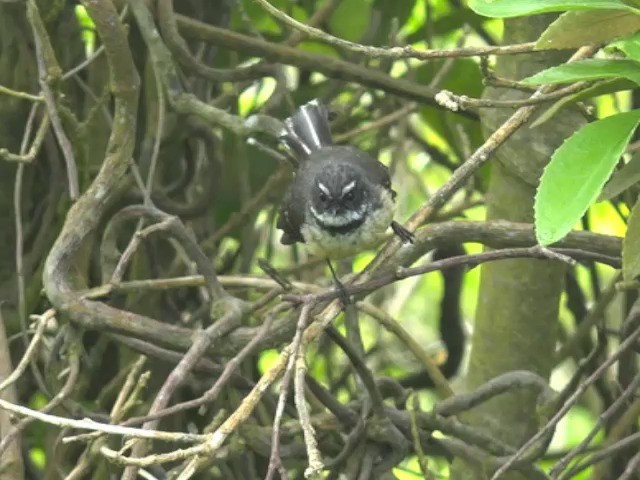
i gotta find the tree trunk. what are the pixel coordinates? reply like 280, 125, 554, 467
451, 15, 587, 479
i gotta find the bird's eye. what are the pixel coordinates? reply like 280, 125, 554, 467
344, 191, 354, 201
318, 192, 328, 202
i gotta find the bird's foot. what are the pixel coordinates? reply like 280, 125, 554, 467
391, 221, 414, 244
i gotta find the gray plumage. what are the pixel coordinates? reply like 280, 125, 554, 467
277, 99, 402, 257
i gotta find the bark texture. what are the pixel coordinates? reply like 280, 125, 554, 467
451, 15, 587, 479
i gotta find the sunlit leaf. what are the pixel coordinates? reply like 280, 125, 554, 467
74, 5, 96, 54
535, 109, 640, 245
30, 448, 46, 469
537, 10, 640, 49
608, 31, 640, 60
624, 197, 640, 280
469, 0, 640, 18
239, 78, 277, 116
400, 0, 426, 37
523, 59, 640, 86
257, 349, 280, 374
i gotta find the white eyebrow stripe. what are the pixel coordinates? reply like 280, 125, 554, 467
341, 181, 356, 196
318, 182, 331, 197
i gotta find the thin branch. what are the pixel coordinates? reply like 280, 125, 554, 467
407, 393, 433, 480
367, 45, 599, 273
0, 83, 43, 102
175, 15, 474, 115
121, 308, 278, 427
435, 82, 591, 111
0, 311, 51, 395
283, 246, 618, 305
0, 305, 24, 478
254, 0, 536, 60
267, 302, 314, 480
27, 0, 79, 199
549, 372, 640, 477
1, 113, 50, 163
490, 321, 640, 479
0, 398, 206, 443
356, 302, 453, 398
295, 319, 324, 478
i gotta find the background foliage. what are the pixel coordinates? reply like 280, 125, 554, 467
0, 0, 638, 479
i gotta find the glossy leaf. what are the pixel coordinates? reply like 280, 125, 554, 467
624, 197, 640, 280
469, 0, 640, 18
535, 110, 640, 245
537, 10, 640, 49
522, 59, 640, 86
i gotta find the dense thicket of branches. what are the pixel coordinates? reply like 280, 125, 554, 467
0, 1, 638, 480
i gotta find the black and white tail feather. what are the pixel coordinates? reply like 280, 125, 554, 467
279, 99, 333, 162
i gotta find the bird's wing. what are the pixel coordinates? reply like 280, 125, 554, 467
276, 185, 305, 245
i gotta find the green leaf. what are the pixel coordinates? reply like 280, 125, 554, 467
329, 0, 372, 42
531, 78, 638, 127
522, 59, 640, 86
623, 197, 640, 280
535, 110, 640, 245
608, 31, 640, 60
599, 153, 640, 201
372, 0, 415, 43
469, 0, 640, 18
537, 10, 640, 49
417, 59, 484, 157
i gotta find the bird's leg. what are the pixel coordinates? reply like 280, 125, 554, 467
391, 221, 414, 244
326, 259, 350, 306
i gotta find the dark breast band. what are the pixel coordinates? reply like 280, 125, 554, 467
316, 217, 366, 236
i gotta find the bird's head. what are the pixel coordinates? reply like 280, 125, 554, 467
309, 165, 371, 229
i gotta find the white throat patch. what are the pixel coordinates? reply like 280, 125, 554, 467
301, 187, 395, 259
309, 205, 366, 227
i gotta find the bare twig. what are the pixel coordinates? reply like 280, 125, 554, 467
0, 83, 43, 102
0, 398, 206, 443
27, 0, 79, 199
435, 82, 590, 111
367, 45, 599, 273
121, 308, 278, 427
490, 321, 640, 479
283, 246, 617, 305
293, 303, 323, 478
267, 302, 314, 480
0, 311, 51, 395
254, 0, 536, 60
0, 305, 25, 478
407, 393, 433, 480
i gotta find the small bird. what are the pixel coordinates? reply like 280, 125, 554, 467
276, 99, 413, 298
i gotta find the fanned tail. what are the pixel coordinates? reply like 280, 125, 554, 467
279, 99, 332, 162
